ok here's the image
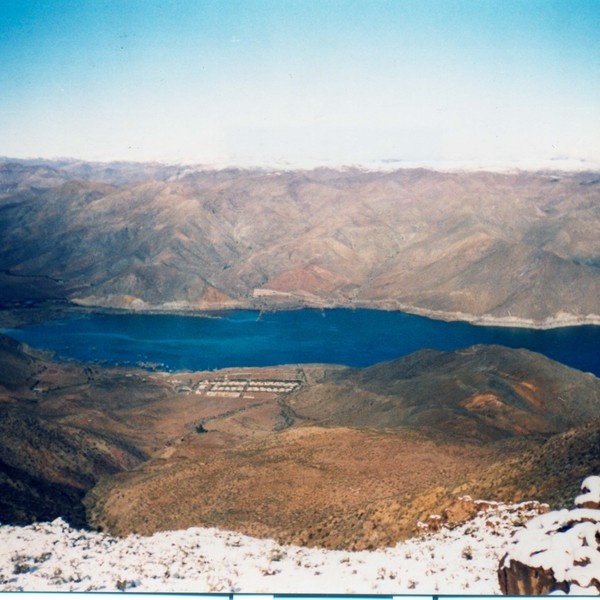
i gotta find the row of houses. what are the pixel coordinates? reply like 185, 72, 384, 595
193, 378, 301, 397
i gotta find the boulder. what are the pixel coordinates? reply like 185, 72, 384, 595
417, 513, 443, 533
575, 475, 600, 509
498, 476, 600, 595
498, 560, 568, 595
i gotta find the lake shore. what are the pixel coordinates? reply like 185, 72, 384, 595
3, 295, 600, 332
359, 301, 600, 330
74, 297, 600, 330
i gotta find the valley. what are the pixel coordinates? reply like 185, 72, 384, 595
2, 332, 600, 553
1, 158, 600, 575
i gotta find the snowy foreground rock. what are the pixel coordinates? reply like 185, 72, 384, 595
499, 476, 600, 595
1, 501, 547, 594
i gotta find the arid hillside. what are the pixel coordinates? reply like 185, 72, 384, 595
2, 332, 600, 549
0, 333, 175, 525
84, 346, 600, 550
1, 159, 600, 326
290, 345, 600, 441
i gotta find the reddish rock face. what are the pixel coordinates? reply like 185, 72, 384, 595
418, 496, 548, 535
443, 496, 478, 524
578, 500, 600, 509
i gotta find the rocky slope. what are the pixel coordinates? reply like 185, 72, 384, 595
1, 159, 600, 326
0, 334, 182, 525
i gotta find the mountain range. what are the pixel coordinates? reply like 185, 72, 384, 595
1, 159, 600, 327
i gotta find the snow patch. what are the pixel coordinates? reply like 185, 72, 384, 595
1, 501, 544, 593
575, 476, 600, 508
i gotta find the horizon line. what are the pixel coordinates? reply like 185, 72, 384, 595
2, 154, 600, 175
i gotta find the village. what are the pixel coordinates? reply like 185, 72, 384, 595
190, 375, 302, 400
169, 373, 302, 400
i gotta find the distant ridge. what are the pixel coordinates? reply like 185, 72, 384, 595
1, 159, 600, 327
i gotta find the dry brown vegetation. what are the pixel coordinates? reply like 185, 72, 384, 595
85, 425, 497, 549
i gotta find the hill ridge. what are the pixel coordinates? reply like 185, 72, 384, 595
2, 161, 600, 327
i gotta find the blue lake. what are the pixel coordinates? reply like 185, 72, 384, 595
2, 308, 600, 375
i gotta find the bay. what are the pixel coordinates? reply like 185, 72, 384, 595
2, 308, 600, 376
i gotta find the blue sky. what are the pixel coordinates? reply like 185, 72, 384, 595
1, 0, 599, 168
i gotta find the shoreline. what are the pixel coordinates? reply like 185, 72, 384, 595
361, 302, 600, 331
3, 297, 600, 331
73, 299, 600, 331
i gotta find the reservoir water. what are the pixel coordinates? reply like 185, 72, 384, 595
2, 308, 600, 376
